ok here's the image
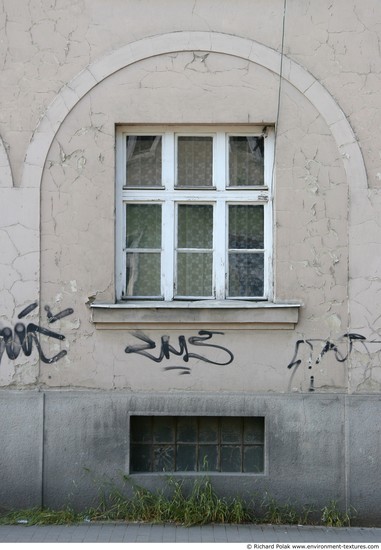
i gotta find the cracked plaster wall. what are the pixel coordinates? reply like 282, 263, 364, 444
0, 1, 381, 394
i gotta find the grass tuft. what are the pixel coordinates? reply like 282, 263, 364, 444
0, 478, 355, 528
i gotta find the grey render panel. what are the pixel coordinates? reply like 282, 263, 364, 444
1, 389, 380, 525
348, 395, 381, 526
0, 391, 43, 510
41, 391, 345, 513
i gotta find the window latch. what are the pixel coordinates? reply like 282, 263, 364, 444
258, 193, 269, 202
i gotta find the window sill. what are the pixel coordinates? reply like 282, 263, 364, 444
90, 301, 300, 329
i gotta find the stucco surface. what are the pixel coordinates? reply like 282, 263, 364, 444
1, 2, 380, 392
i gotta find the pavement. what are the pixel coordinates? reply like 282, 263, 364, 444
0, 522, 381, 543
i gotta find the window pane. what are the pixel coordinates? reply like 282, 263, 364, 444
228, 252, 264, 297
221, 418, 242, 443
243, 418, 265, 444
176, 445, 197, 471
198, 445, 218, 471
131, 417, 152, 442
153, 417, 175, 443
126, 135, 162, 187
177, 253, 212, 296
130, 444, 152, 472
178, 205, 213, 248
243, 446, 264, 473
229, 136, 264, 186
221, 445, 242, 472
153, 445, 175, 471
126, 204, 161, 249
229, 205, 264, 249
199, 417, 218, 442
177, 417, 198, 442
126, 252, 161, 296
177, 136, 213, 187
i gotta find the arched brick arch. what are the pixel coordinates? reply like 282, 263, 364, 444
22, 31, 367, 192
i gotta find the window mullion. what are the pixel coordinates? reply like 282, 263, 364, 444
214, 132, 226, 191
214, 200, 226, 299
163, 132, 175, 191
162, 200, 175, 300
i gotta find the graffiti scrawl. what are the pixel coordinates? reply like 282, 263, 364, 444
287, 332, 380, 391
125, 330, 234, 375
0, 302, 74, 365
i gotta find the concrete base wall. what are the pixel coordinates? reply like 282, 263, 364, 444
0, 390, 380, 525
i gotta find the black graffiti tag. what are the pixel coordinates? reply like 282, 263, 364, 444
287, 333, 368, 371
0, 302, 74, 365
286, 332, 378, 391
125, 330, 234, 374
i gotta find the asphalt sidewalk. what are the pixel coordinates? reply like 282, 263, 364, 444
0, 522, 381, 543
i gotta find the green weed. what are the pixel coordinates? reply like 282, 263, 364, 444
0, 506, 84, 526
0, 479, 356, 528
321, 500, 356, 527
261, 494, 315, 525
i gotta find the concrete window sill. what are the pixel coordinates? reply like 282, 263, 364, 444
90, 301, 300, 329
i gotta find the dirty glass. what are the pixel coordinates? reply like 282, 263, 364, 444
125, 204, 162, 297
221, 418, 242, 443
153, 446, 175, 471
152, 417, 175, 443
126, 253, 161, 297
198, 445, 218, 471
228, 136, 264, 186
228, 205, 264, 249
130, 444, 152, 472
199, 417, 219, 443
131, 417, 152, 443
130, 416, 264, 473
221, 445, 242, 472
177, 205, 213, 248
243, 417, 265, 444
176, 445, 197, 471
243, 445, 264, 473
126, 204, 161, 249
177, 417, 198, 442
125, 135, 162, 187
228, 204, 264, 297
177, 136, 213, 187
228, 253, 264, 297
176, 205, 213, 297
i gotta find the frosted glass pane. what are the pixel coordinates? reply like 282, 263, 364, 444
126, 204, 161, 249
177, 136, 213, 187
178, 205, 213, 248
126, 252, 161, 296
229, 136, 264, 186
177, 253, 212, 296
126, 135, 162, 187
229, 205, 264, 249
229, 252, 264, 297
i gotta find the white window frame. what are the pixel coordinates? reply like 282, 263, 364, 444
116, 125, 274, 303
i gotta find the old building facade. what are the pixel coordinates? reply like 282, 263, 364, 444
1, 0, 381, 524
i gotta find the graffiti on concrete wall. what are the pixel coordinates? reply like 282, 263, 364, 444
0, 302, 74, 365
125, 330, 234, 374
287, 332, 381, 391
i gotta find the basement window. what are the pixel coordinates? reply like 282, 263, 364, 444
130, 416, 265, 473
